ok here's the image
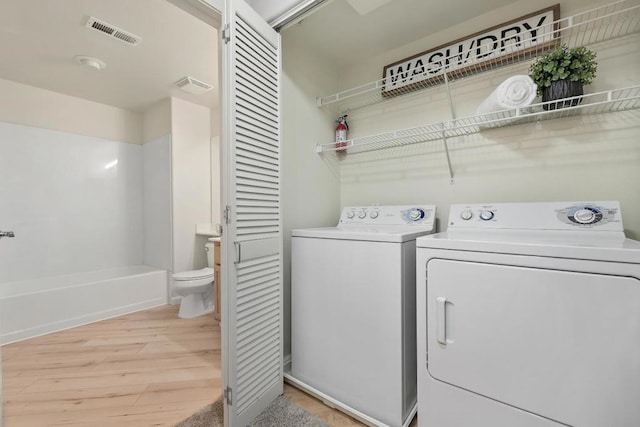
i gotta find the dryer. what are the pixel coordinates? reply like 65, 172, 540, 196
416, 201, 640, 427
291, 204, 436, 427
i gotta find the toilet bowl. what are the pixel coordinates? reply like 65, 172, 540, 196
172, 240, 216, 318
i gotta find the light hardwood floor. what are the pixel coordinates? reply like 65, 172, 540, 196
2, 305, 415, 426
2, 305, 221, 426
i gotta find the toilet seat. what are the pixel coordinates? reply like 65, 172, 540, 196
173, 267, 214, 281
172, 277, 213, 289
172, 268, 214, 290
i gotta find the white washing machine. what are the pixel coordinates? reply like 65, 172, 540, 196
416, 201, 640, 427
291, 205, 437, 427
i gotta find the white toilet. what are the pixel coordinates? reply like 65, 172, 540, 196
172, 239, 216, 319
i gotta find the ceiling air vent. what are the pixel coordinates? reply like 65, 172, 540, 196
85, 17, 142, 46
175, 77, 214, 95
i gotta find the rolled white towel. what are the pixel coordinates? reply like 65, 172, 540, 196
475, 75, 537, 127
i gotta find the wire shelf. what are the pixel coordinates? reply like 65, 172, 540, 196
316, 0, 640, 114
315, 85, 640, 155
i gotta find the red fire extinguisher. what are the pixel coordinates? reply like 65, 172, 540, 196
335, 115, 348, 156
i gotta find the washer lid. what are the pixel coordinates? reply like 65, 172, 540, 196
416, 230, 640, 263
173, 267, 214, 281
292, 225, 435, 243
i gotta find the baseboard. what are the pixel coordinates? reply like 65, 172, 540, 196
283, 353, 291, 369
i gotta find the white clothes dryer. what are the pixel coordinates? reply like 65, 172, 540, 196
416, 201, 640, 427
291, 205, 436, 427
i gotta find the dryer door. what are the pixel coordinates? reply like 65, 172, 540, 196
427, 259, 640, 427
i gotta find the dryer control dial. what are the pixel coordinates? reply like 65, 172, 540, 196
460, 209, 473, 221
408, 208, 424, 221
358, 209, 367, 219
569, 207, 603, 225
574, 209, 596, 224
479, 210, 495, 221
369, 211, 379, 219
559, 205, 609, 226
347, 211, 355, 219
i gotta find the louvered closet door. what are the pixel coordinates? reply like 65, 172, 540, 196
221, 1, 282, 426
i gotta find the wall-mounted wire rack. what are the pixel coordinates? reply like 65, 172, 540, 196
316, 0, 640, 114
315, 0, 640, 183
315, 85, 640, 155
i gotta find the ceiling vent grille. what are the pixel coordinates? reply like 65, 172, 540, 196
175, 77, 214, 95
85, 17, 142, 46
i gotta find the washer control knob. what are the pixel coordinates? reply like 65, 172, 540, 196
369, 211, 379, 219
573, 208, 596, 224
460, 209, 473, 221
408, 208, 424, 221
479, 210, 494, 221
346, 211, 355, 219
358, 210, 367, 219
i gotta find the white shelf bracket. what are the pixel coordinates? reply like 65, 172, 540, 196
442, 125, 454, 184
443, 70, 457, 120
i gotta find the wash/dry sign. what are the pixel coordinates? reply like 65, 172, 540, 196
382, 5, 560, 95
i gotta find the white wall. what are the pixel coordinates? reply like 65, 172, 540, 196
211, 107, 222, 225
0, 78, 142, 145
281, 31, 342, 356
143, 99, 172, 144
171, 97, 212, 274
0, 121, 144, 283
336, 0, 640, 239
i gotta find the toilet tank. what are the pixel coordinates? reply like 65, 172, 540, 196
204, 241, 215, 268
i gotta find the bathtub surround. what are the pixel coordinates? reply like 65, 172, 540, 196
0, 121, 144, 283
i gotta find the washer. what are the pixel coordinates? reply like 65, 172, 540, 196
291, 204, 437, 427
416, 201, 640, 427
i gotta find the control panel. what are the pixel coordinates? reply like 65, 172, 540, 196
339, 205, 436, 226
448, 201, 623, 231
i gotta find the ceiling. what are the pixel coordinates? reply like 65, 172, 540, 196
282, 0, 520, 67
0, 0, 540, 113
0, 0, 218, 113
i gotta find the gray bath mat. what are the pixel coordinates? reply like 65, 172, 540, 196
176, 396, 329, 427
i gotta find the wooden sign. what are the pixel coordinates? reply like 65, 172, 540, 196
382, 4, 560, 95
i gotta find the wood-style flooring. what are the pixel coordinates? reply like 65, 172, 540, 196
2, 305, 379, 427
2, 306, 221, 426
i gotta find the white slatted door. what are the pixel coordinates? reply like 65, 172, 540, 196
221, 1, 282, 426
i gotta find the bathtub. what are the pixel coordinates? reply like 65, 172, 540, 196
0, 265, 168, 345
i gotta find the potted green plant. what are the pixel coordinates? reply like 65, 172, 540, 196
529, 45, 597, 110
